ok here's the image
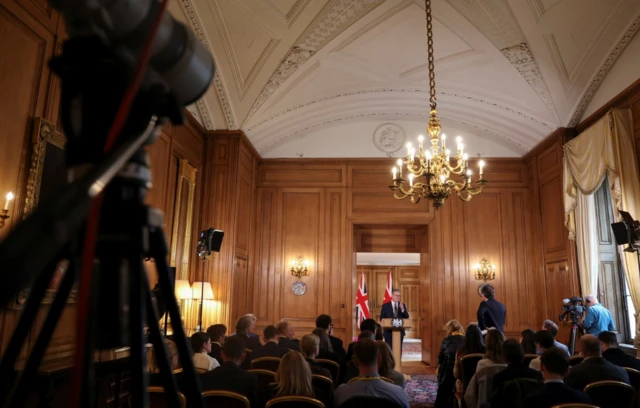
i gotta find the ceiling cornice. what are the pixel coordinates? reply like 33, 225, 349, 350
567, 13, 640, 127
178, 0, 236, 129
245, 88, 556, 132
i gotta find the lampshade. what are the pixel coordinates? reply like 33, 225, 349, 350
191, 281, 214, 300
174, 280, 192, 300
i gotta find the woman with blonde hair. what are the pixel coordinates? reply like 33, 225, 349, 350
435, 320, 466, 407
270, 351, 330, 406
147, 339, 180, 374
376, 341, 404, 387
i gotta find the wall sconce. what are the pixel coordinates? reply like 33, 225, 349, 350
0, 192, 13, 228
474, 259, 496, 282
290, 257, 309, 279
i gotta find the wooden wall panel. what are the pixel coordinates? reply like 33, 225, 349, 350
259, 164, 346, 187
355, 225, 421, 253
324, 190, 348, 337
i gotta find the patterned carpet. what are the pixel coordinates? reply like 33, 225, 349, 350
405, 374, 437, 408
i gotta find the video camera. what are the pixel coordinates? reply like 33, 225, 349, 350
559, 297, 585, 324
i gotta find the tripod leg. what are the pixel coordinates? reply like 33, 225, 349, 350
0, 256, 61, 381
3, 259, 76, 408
128, 255, 148, 408
149, 226, 204, 408
140, 264, 182, 407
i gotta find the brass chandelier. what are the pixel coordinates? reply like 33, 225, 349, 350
389, 0, 487, 209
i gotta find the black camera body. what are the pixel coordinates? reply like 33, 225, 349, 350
559, 296, 585, 323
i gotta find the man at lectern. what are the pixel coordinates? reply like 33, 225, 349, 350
380, 288, 409, 350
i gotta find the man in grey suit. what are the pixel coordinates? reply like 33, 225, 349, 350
565, 334, 630, 391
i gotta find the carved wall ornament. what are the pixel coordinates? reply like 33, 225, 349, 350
373, 123, 406, 153
23, 117, 66, 218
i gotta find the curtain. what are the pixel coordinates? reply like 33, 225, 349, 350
563, 108, 640, 340
574, 190, 600, 297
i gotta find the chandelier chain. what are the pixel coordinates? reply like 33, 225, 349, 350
426, 0, 436, 111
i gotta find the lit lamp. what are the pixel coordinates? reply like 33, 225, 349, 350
167, 279, 192, 336
191, 281, 213, 332
0, 192, 14, 228
290, 257, 309, 279
474, 259, 496, 282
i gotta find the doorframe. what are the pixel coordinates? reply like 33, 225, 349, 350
346, 220, 433, 365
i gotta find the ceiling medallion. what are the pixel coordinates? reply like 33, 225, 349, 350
388, 0, 487, 209
373, 123, 406, 154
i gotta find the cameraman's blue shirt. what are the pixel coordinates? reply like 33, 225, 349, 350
582, 304, 615, 335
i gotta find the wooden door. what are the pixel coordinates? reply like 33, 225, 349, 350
545, 260, 573, 345
398, 266, 420, 338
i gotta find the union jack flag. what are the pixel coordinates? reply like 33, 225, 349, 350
356, 271, 371, 326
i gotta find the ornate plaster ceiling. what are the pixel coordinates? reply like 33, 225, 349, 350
170, 0, 640, 158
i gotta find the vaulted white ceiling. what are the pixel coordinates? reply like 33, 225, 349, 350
170, 0, 640, 158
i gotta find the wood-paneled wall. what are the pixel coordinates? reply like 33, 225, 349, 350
0, 0, 208, 366
355, 225, 422, 253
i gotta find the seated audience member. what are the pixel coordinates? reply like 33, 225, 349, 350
206, 324, 227, 365
312, 328, 342, 364
599, 331, 640, 370
300, 334, 333, 379
247, 325, 290, 366
453, 324, 485, 380
520, 329, 537, 355
346, 318, 378, 361
148, 339, 180, 373
435, 319, 464, 408
541, 319, 570, 356
375, 323, 384, 341
191, 332, 220, 371
200, 336, 260, 407
524, 348, 592, 408
334, 338, 410, 408
343, 330, 376, 383
529, 330, 555, 371
235, 315, 262, 351
316, 314, 347, 357
277, 320, 300, 351
464, 329, 506, 408
565, 334, 630, 391
245, 314, 259, 340
376, 341, 404, 387
271, 349, 331, 407
489, 339, 542, 407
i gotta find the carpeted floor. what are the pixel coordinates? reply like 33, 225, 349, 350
402, 339, 422, 362
405, 374, 438, 408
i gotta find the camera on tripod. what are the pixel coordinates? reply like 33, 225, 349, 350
559, 297, 585, 323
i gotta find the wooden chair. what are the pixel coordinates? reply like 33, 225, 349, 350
315, 359, 340, 385
584, 380, 635, 408
129, 386, 187, 408
523, 354, 538, 366
250, 357, 282, 372
340, 396, 403, 408
195, 367, 208, 374
266, 396, 325, 408
248, 369, 276, 401
624, 367, 640, 408
569, 355, 584, 366
311, 374, 334, 397
551, 404, 600, 408
202, 390, 250, 408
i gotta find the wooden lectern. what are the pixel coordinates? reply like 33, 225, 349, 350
381, 318, 411, 373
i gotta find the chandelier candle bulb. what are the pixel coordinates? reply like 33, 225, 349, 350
410, 148, 415, 161
392, 167, 397, 180
396, 159, 403, 178
440, 174, 446, 184
3, 192, 14, 210
409, 173, 414, 186
456, 136, 462, 151
441, 133, 446, 150
406, 142, 412, 156
479, 160, 485, 177
446, 149, 451, 162
418, 135, 424, 151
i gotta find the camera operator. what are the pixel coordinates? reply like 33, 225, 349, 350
477, 284, 506, 333
581, 295, 615, 336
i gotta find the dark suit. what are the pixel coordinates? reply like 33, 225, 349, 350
603, 347, 640, 370
247, 341, 290, 365
278, 337, 300, 351
565, 356, 630, 391
477, 298, 506, 332
237, 334, 262, 351
329, 334, 347, 363
524, 381, 592, 408
380, 301, 409, 350
208, 342, 223, 365
492, 363, 543, 391
200, 361, 260, 407
306, 358, 333, 380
